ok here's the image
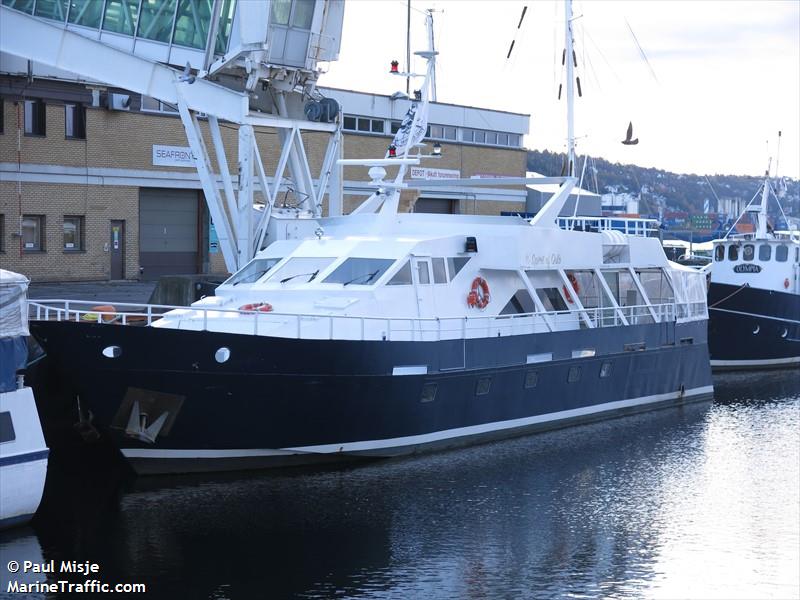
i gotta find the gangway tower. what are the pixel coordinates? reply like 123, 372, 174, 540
0, 0, 346, 272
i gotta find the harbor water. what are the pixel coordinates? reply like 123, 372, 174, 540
1, 369, 798, 599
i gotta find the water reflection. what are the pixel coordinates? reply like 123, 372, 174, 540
2, 370, 798, 599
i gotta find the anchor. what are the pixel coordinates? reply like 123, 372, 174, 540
124, 400, 169, 444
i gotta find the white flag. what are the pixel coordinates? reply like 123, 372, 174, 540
388, 100, 429, 156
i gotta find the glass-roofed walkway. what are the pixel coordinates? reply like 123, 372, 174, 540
2, 0, 236, 56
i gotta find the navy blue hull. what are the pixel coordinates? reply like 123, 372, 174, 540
30, 319, 713, 474
708, 283, 800, 370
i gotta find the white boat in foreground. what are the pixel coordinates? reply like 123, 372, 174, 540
0, 269, 48, 529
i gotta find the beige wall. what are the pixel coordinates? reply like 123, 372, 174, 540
0, 100, 527, 281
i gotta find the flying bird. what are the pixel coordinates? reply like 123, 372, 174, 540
622, 122, 639, 145
178, 62, 196, 84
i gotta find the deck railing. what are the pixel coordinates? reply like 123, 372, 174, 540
557, 216, 661, 238
28, 299, 706, 342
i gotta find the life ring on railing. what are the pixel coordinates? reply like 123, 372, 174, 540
467, 277, 490, 309
239, 302, 273, 313
785, 278, 791, 290
563, 273, 580, 304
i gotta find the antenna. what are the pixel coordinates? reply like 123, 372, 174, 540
565, 0, 576, 177
775, 130, 782, 179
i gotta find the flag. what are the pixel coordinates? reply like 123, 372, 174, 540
388, 100, 429, 157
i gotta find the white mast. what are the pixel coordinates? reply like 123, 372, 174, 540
756, 159, 771, 239
565, 0, 576, 177
427, 9, 438, 102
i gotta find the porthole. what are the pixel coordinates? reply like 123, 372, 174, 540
752, 325, 760, 335
102, 345, 122, 358
781, 329, 788, 339
524, 370, 538, 389
599, 362, 613, 378
475, 377, 492, 396
420, 382, 437, 403
215, 347, 231, 363
567, 366, 581, 383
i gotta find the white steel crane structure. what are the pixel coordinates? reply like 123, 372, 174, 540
0, 0, 346, 272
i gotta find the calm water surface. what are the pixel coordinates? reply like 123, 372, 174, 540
1, 370, 798, 599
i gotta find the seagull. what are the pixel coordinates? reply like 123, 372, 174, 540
178, 62, 196, 84
622, 121, 639, 145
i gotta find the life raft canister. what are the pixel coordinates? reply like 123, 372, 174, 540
239, 302, 273, 313
467, 276, 490, 309
563, 272, 580, 303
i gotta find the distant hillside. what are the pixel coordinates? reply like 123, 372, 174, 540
527, 150, 800, 217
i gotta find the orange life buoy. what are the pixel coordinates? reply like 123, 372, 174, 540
467, 276, 490, 309
563, 273, 580, 304
239, 302, 273, 313
785, 278, 791, 289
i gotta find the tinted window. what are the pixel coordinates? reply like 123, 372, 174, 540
267, 257, 334, 283
742, 244, 754, 261
728, 245, 738, 261
447, 257, 470, 279
759, 244, 771, 261
387, 261, 412, 285
323, 258, 395, 285
715, 245, 724, 261
224, 257, 283, 285
776, 245, 788, 262
432, 258, 447, 283
0, 412, 15, 443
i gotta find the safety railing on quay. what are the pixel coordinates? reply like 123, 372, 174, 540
28, 299, 705, 342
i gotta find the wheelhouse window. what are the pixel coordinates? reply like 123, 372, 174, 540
742, 244, 754, 261
416, 261, 431, 284
22, 215, 44, 252
447, 257, 470, 279
0, 411, 15, 443
63, 216, 85, 251
728, 245, 738, 261
224, 257, 284, 285
387, 260, 412, 285
714, 245, 724, 261
266, 257, 335, 283
24, 99, 46, 136
65, 104, 86, 139
758, 244, 771, 261
775, 245, 788, 262
431, 258, 447, 284
322, 258, 395, 285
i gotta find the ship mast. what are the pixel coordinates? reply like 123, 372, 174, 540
756, 159, 771, 239
565, 0, 576, 177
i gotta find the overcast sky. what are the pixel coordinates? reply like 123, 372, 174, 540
320, 0, 800, 179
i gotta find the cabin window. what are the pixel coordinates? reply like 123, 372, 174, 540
0, 412, 15, 443
715, 245, 724, 261
500, 289, 536, 315
524, 370, 538, 388
416, 261, 431, 284
475, 377, 492, 396
447, 257, 470, 279
266, 257, 335, 283
728, 245, 738, 261
537, 288, 568, 312
323, 258, 395, 285
387, 260, 412, 285
775, 245, 788, 262
599, 362, 613, 378
567, 366, 581, 383
224, 257, 283, 285
432, 258, 447, 283
742, 244, 755, 261
759, 244, 771, 261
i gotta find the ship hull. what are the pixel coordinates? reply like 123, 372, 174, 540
30, 319, 713, 475
708, 283, 800, 370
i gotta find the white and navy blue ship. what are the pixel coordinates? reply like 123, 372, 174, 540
707, 166, 800, 370
27, 0, 713, 475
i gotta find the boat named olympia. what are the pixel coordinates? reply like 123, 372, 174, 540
707, 165, 800, 370
27, 0, 712, 475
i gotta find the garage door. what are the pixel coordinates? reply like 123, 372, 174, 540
414, 197, 458, 214
139, 188, 200, 280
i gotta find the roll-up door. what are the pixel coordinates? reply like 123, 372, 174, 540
139, 189, 200, 280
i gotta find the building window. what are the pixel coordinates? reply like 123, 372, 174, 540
102, 0, 140, 36
0, 214, 5, 253
0, 97, 4, 133
342, 115, 386, 135
22, 215, 45, 252
141, 95, 178, 114
24, 99, 46, 136
567, 366, 581, 383
68, 0, 104, 28
524, 370, 538, 389
63, 216, 85, 251
137, 0, 177, 42
65, 104, 86, 139
475, 377, 492, 396
390, 120, 402, 134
